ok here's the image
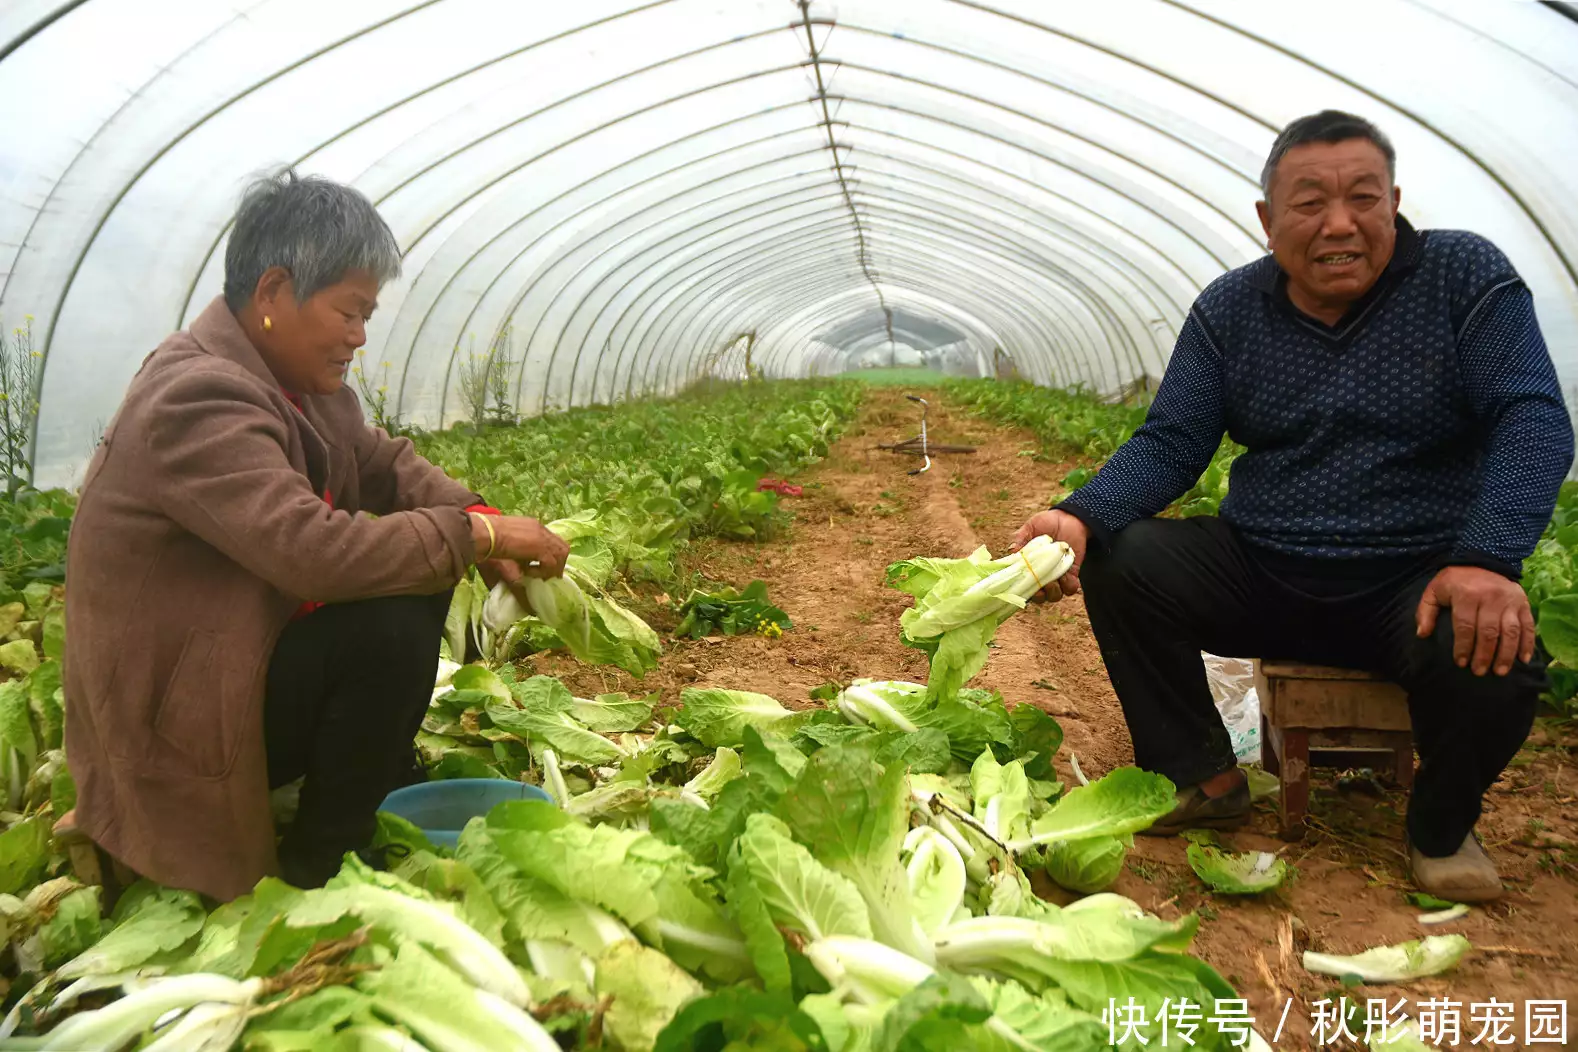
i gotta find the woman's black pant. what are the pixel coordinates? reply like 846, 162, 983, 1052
263, 591, 449, 887
1079, 517, 1542, 857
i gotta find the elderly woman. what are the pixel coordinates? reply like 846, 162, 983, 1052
61, 170, 568, 901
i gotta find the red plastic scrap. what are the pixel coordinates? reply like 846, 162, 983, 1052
756, 478, 803, 497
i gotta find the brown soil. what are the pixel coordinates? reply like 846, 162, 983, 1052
526, 386, 1578, 1046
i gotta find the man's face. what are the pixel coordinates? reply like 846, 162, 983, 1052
1256, 138, 1400, 322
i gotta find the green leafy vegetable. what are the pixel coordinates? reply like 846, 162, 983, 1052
1187, 845, 1289, 895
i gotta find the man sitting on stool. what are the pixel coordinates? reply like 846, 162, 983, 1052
1011, 109, 1574, 903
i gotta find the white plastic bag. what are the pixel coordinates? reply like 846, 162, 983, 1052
1202, 652, 1261, 763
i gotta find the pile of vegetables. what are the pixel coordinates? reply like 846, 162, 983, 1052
0, 657, 1256, 1051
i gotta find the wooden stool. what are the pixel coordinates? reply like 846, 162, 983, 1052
1254, 660, 1414, 840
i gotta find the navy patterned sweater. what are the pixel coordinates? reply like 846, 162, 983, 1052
1060, 215, 1575, 579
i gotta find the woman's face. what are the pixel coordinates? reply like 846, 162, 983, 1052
255, 268, 378, 396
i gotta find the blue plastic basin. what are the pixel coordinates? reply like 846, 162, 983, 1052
379, 778, 553, 850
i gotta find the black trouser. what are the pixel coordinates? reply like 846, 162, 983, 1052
263, 591, 450, 887
1080, 517, 1542, 857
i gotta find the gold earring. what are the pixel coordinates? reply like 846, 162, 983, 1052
263, 315, 272, 332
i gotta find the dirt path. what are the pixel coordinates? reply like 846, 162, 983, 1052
529, 385, 1578, 1045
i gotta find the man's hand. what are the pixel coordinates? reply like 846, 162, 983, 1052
1415, 565, 1535, 677
1008, 509, 1089, 601
472, 515, 570, 580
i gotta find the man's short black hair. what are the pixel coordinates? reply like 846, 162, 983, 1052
1260, 110, 1396, 200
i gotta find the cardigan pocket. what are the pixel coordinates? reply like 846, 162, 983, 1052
151, 628, 225, 777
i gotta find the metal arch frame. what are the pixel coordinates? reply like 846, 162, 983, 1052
718, 293, 1003, 388
343, 46, 1286, 412
848, 151, 1191, 325
848, 189, 1157, 381
171, 0, 697, 324
392, 77, 1263, 418
429, 115, 1208, 418
1159, 0, 1578, 289
603, 213, 1077, 400
736, 235, 1100, 388
479, 142, 1136, 410
534, 148, 1141, 414
607, 222, 1059, 402
14, 0, 1576, 460
750, 282, 1038, 386
22, 2, 1266, 446
692, 268, 1053, 393
428, 80, 1253, 417
449, 138, 835, 410
435, 174, 845, 425
389, 112, 829, 415
673, 264, 1049, 393
843, 173, 1176, 378
639, 223, 1083, 396
497, 170, 852, 417
606, 221, 1064, 404
651, 209, 1121, 394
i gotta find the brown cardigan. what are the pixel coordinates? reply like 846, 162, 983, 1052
63, 297, 480, 901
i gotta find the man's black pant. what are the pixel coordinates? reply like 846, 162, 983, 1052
263, 591, 450, 887
1080, 517, 1541, 857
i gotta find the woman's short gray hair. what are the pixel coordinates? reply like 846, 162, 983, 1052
222, 168, 402, 312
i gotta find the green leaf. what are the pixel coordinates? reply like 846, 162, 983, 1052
37, 885, 103, 969
0, 638, 40, 676
1538, 593, 1578, 665
1044, 836, 1130, 894
723, 846, 794, 996
683, 747, 743, 802
448, 663, 512, 703
1008, 705, 1063, 780
1403, 891, 1459, 910
371, 812, 440, 860
676, 688, 801, 748
1029, 953, 1239, 1051
733, 813, 873, 943
1302, 934, 1471, 983
873, 973, 992, 1052
486, 699, 625, 766
656, 987, 829, 1052
778, 745, 932, 964
1011, 767, 1177, 852
0, 816, 51, 896
595, 939, 706, 1052
571, 691, 657, 733
1187, 845, 1289, 895
56, 886, 206, 979
743, 725, 807, 788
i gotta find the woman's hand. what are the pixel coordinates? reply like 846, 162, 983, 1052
471, 514, 570, 580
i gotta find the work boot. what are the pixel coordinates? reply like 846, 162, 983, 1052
1410, 833, 1503, 903
1140, 778, 1252, 837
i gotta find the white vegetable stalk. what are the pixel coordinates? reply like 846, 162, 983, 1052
0, 974, 261, 1051
335, 1025, 430, 1052
474, 988, 565, 1052
838, 685, 918, 733
905, 536, 1075, 638
327, 886, 532, 1007
1301, 934, 1470, 983
541, 748, 570, 808
1418, 903, 1471, 926
805, 936, 1038, 1052
526, 939, 596, 988
140, 1000, 249, 1052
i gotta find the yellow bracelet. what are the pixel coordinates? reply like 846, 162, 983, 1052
471, 512, 497, 562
